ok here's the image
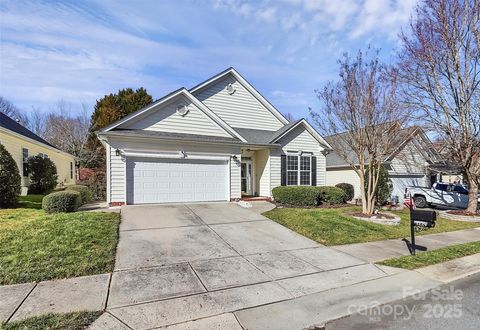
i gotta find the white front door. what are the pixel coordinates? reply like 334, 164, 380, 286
241, 160, 253, 196
127, 157, 229, 204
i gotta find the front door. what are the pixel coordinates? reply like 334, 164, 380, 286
241, 160, 253, 196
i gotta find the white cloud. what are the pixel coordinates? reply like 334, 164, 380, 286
0, 0, 418, 119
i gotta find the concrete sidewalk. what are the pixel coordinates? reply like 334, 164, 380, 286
2, 202, 479, 329
334, 227, 480, 262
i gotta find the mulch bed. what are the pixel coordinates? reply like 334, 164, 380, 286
348, 212, 395, 219
447, 210, 480, 217
274, 203, 350, 209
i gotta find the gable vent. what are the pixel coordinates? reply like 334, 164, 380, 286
226, 83, 236, 95
176, 104, 190, 116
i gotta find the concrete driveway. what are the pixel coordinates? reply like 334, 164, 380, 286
102, 202, 389, 329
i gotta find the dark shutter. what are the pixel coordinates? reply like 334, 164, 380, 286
311, 156, 317, 186
281, 155, 287, 186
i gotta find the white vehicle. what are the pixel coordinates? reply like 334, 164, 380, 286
405, 182, 480, 209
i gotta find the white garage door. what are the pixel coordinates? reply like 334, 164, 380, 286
126, 157, 229, 204
390, 175, 427, 202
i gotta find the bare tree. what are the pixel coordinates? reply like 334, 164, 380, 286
283, 112, 296, 122
399, 0, 480, 212
0, 96, 29, 126
43, 101, 98, 167
311, 49, 409, 215
27, 107, 47, 137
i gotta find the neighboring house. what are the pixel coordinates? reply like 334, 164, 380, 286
325, 126, 446, 202
97, 68, 331, 206
0, 112, 76, 191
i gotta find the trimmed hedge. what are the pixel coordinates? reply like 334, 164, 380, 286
272, 185, 347, 206
335, 183, 354, 202
42, 191, 81, 213
66, 185, 93, 205
272, 186, 320, 206
318, 186, 346, 204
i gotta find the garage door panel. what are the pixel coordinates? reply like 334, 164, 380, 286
390, 175, 427, 202
127, 157, 229, 204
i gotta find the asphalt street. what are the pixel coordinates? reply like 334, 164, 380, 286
326, 272, 480, 330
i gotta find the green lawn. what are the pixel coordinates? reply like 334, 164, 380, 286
2, 311, 102, 330
17, 194, 45, 209
0, 208, 120, 285
264, 206, 480, 246
378, 241, 480, 269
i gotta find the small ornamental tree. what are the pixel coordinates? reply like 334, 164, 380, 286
364, 165, 391, 206
27, 155, 58, 194
0, 143, 21, 207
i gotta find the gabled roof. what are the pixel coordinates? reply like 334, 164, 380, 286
1, 112, 55, 148
325, 126, 443, 168
189, 67, 289, 126
98, 88, 247, 142
231, 119, 332, 150
269, 119, 332, 149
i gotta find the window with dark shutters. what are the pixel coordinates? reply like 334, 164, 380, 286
281, 155, 287, 186
282, 153, 315, 186
312, 156, 317, 186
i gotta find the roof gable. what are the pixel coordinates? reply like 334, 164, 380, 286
271, 119, 332, 149
99, 89, 246, 142
190, 68, 288, 131
117, 94, 230, 138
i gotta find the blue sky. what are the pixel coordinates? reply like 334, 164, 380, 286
0, 0, 417, 119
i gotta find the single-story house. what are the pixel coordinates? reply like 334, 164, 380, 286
97, 68, 332, 206
325, 126, 446, 202
0, 112, 76, 192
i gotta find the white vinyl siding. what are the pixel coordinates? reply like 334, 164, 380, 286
106, 137, 241, 203
278, 125, 326, 186
118, 96, 231, 138
326, 168, 362, 200
193, 75, 284, 131
230, 152, 241, 199
389, 142, 428, 175
254, 148, 271, 196
110, 145, 125, 203
270, 149, 281, 191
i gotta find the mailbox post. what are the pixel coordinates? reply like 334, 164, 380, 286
406, 193, 437, 255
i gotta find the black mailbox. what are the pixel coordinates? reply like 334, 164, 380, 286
411, 210, 436, 228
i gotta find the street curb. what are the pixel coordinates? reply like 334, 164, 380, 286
414, 253, 480, 283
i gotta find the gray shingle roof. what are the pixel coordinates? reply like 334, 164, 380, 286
0, 112, 56, 148
232, 128, 277, 144
325, 126, 427, 167
267, 119, 303, 143
107, 129, 243, 144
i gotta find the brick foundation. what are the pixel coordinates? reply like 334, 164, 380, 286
109, 202, 125, 207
